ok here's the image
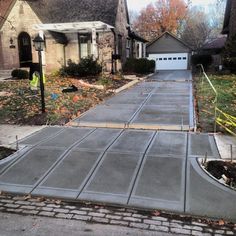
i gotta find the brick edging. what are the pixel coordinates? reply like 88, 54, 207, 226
0, 193, 235, 236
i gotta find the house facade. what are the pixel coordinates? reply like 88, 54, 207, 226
0, 0, 146, 72
222, 0, 236, 38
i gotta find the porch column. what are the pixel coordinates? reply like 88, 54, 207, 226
138, 42, 142, 58
143, 43, 146, 58
91, 27, 98, 59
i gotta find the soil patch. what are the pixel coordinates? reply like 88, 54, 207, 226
0, 147, 16, 160
205, 160, 236, 189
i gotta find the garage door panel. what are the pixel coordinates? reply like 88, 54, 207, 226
149, 53, 188, 70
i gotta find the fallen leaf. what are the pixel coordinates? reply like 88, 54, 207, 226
218, 219, 225, 226
153, 210, 161, 216
23, 194, 31, 200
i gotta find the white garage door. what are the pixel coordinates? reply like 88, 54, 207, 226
148, 53, 188, 70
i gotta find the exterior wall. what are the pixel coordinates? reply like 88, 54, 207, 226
229, 0, 236, 38
0, 0, 64, 71
97, 32, 114, 72
0, 33, 4, 69
147, 34, 190, 54
64, 33, 79, 64
114, 0, 129, 70
0, 0, 41, 69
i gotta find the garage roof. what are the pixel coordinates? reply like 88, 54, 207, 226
147, 32, 192, 50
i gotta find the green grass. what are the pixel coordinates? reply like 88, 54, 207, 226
195, 74, 236, 133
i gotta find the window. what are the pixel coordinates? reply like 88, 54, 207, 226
118, 35, 123, 56
159, 58, 163, 61
173, 57, 177, 60
183, 57, 187, 60
78, 34, 91, 59
168, 58, 172, 60
178, 57, 181, 60
126, 39, 131, 58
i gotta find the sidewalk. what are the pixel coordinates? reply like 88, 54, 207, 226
0, 125, 44, 147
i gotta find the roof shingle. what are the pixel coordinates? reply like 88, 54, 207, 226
27, 0, 119, 26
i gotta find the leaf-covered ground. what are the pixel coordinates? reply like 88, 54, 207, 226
0, 75, 128, 125
195, 74, 236, 133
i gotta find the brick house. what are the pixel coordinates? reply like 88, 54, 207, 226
0, 0, 146, 72
222, 0, 236, 38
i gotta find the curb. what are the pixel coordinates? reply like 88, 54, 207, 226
112, 73, 154, 94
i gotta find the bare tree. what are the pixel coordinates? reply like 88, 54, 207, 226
180, 8, 212, 50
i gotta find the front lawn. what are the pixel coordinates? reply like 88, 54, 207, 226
195, 74, 236, 133
0, 74, 128, 125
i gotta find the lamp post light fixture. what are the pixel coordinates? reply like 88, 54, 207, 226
33, 34, 45, 113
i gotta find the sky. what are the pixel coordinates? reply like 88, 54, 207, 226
127, 0, 217, 13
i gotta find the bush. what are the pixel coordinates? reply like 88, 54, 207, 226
123, 58, 155, 74
59, 57, 102, 77
191, 54, 213, 70
11, 69, 29, 79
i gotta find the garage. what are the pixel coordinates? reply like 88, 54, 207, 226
147, 32, 192, 71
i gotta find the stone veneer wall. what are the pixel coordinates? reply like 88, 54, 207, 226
0, 0, 129, 72
0, 0, 64, 71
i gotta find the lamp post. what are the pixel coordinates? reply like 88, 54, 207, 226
33, 34, 45, 113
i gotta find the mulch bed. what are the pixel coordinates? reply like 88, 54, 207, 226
205, 160, 236, 189
0, 74, 132, 126
0, 147, 16, 161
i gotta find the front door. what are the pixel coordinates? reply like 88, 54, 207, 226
18, 32, 32, 67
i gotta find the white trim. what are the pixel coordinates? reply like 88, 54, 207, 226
33, 21, 114, 33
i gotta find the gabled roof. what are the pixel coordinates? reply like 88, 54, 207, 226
202, 36, 227, 50
147, 32, 192, 49
27, 0, 120, 27
129, 31, 148, 43
222, 0, 232, 34
0, 0, 16, 29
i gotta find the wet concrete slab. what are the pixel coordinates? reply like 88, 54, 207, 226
151, 70, 192, 81
147, 132, 187, 157
79, 152, 144, 204
39, 127, 94, 148
105, 93, 148, 105
19, 127, 63, 146
129, 155, 186, 211
146, 94, 189, 106
186, 159, 236, 221
74, 128, 122, 151
74, 105, 140, 128
33, 150, 103, 199
188, 133, 220, 158
129, 105, 189, 130
0, 127, 235, 221
0, 148, 65, 194
108, 130, 154, 154
71, 71, 195, 131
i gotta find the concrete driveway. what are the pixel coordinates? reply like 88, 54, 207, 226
0, 127, 235, 221
0, 70, 235, 222
71, 71, 195, 131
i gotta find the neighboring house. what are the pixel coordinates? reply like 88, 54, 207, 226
128, 30, 148, 59
0, 0, 146, 72
222, 0, 236, 38
147, 32, 192, 71
200, 36, 227, 69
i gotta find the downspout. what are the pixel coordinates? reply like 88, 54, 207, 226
63, 44, 67, 67
111, 28, 117, 74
